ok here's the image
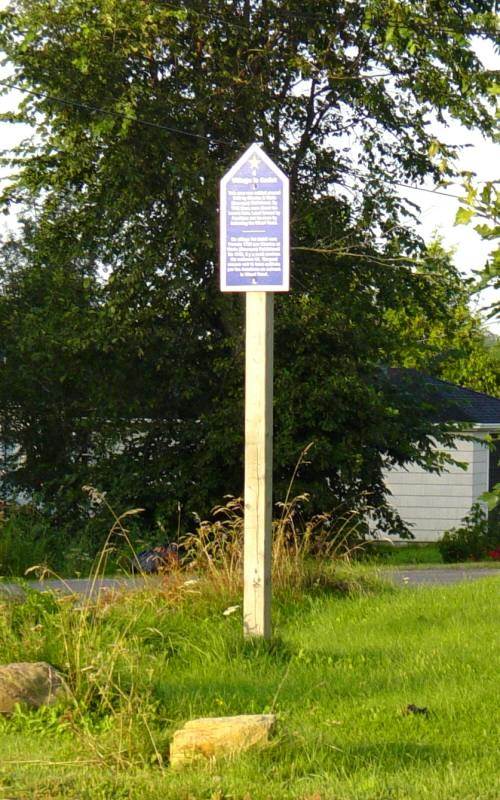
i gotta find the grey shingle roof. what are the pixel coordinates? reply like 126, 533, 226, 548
387, 368, 500, 425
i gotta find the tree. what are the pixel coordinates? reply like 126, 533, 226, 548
0, 1, 498, 537
455, 176, 499, 320
384, 240, 500, 396
0, 224, 104, 520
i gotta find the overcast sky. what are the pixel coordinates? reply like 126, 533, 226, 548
0, 8, 498, 332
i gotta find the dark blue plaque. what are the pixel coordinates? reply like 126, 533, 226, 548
220, 143, 289, 292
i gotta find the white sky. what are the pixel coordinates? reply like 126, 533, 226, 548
398, 135, 499, 333
0, 8, 498, 332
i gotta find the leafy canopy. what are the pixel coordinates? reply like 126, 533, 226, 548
0, 1, 498, 537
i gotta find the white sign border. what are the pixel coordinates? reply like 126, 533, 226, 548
220, 143, 290, 293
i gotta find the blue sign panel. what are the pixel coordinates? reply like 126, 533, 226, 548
220, 143, 289, 292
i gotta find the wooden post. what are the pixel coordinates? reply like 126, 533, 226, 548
243, 292, 274, 639
220, 143, 288, 641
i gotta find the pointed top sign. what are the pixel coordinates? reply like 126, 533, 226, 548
220, 143, 290, 292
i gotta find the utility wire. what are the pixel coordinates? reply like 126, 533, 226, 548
0, 79, 487, 203
346, 165, 466, 200
394, 183, 463, 200
0, 79, 233, 146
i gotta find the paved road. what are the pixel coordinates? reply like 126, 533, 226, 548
0, 568, 499, 600
0, 575, 161, 600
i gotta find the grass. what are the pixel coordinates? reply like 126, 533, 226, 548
362, 542, 445, 565
362, 541, 500, 568
0, 568, 499, 800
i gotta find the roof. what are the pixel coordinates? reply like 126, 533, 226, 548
386, 368, 500, 425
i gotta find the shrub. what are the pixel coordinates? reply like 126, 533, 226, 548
0, 489, 148, 578
0, 503, 62, 576
438, 503, 500, 563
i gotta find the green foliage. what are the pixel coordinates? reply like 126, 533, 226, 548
0, 498, 147, 577
481, 481, 500, 511
384, 240, 500, 395
438, 503, 499, 563
0, 1, 498, 538
0, 504, 60, 576
454, 175, 499, 319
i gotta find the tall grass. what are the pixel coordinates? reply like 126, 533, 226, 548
0, 466, 380, 794
3, 494, 168, 767
1, 492, 497, 800
0, 484, 371, 773
181, 492, 367, 596
0, 496, 144, 578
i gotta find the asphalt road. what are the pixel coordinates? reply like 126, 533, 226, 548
0, 575, 161, 600
0, 567, 499, 600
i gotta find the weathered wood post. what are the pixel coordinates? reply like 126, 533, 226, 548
220, 144, 289, 639
243, 291, 274, 637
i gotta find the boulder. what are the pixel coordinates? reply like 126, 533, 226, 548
170, 713, 276, 768
0, 662, 70, 714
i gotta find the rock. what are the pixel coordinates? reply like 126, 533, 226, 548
170, 713, 276, 768
0, 662, 70, 714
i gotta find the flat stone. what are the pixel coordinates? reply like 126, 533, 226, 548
0, 662, 70, 714
170, 713, 276, 768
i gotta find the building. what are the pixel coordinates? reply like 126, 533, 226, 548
384, 371, 500, 542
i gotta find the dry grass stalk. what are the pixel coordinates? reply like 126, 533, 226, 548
180, 495, 366, 595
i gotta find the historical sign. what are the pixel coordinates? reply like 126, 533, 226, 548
220, 143, 289, 292
219, 144, 290, 640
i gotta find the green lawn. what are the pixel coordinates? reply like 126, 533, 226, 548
0, 571, 499, 799
362, 542, 444, 565
362, 542, 500, 567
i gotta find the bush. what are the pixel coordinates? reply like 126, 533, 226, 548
438, 503, 499, 563
0, 503, 62, 576
0, 496, 146, 578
